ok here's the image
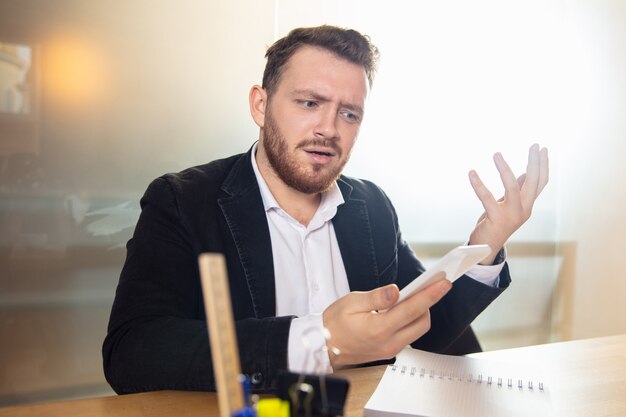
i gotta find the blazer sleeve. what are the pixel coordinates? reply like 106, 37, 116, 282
102, 177, 291, 394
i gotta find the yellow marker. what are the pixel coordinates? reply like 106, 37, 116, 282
199, 254, 245, 417
256, 398, 290, 417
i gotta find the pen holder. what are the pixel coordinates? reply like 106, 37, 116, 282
277, 370, 350, 417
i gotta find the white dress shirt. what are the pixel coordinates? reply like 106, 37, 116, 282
250, 143, 504, 373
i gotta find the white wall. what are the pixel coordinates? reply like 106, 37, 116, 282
552, 0, 626, 339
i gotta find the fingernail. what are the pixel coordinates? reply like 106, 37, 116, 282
438, 280, 452, 297
384, 286, 394, 303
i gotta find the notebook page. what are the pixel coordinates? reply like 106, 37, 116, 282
364, 347, 552, 417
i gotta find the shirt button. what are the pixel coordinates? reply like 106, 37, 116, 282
251, 372, 263, 385
312, 283, 319, 291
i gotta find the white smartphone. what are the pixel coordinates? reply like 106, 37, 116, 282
394, 244, 492, 306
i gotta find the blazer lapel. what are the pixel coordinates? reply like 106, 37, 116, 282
217, 154, 381, 314
333, 179, 380, 291
218, 149, 276, 318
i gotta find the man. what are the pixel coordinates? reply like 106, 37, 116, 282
103, 25, 548, 393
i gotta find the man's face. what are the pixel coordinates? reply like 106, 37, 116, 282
260, 46, 368, 194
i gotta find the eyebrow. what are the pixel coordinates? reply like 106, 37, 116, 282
291, 89, 364, 116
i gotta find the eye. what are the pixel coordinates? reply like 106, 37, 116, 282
341, 110, 361, 123
300, 100, 317, 108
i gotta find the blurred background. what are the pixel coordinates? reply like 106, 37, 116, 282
1, 0, 625, 406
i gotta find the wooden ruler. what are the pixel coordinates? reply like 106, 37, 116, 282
198, 253, 245, 417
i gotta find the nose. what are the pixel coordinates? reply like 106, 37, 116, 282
313, 107, 339, 140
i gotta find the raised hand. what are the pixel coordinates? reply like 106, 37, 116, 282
468, 143, 549, 264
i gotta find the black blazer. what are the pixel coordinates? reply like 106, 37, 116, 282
103, 147, 510, 394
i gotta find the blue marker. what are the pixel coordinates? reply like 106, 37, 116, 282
232, 375, 256, 417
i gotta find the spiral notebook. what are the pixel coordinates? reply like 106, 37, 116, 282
364, 347, 552, 417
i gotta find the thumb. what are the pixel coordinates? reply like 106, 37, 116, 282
351, 284, 399, 312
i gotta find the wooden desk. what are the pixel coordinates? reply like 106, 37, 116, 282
1, 334, 624, 417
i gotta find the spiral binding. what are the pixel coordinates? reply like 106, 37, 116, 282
389, 364, 545, 392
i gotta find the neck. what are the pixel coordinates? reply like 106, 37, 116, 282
255, 144, 321, 227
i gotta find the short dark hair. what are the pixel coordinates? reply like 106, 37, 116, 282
262, 25, 379, 97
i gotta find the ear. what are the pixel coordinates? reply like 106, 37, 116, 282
249, 85, 267, 128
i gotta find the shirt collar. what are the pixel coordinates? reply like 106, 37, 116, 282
250, 142, 344, 222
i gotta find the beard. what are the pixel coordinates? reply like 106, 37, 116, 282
262, 111, 349, 194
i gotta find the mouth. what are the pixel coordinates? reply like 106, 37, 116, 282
302, 147, 338, 164
306, 150, 334, 157
303, 147, 337, 157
